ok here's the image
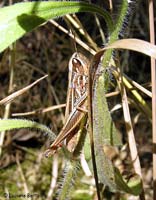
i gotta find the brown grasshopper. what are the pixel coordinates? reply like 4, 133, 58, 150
44, 52, 89, 157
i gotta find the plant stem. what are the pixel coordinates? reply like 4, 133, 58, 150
148, 0, 156, 199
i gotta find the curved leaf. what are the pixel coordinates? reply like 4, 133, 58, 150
105, 38, 156, 59
0, 1, 113, 52
0, 119, 55, 140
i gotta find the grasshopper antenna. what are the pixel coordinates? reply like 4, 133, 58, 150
73, 30, 78, 53
69, 28, 78, 53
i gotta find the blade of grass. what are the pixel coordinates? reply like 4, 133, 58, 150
124, 74, 152, 98
148, 0, 156, 199
46, 154, 59, 200
113, 70, 152, 121
50, 20, 96, 55
105, 38, 156, 59
116, 63, 145, 199
65, 14, 99, 51
12, 104, 66, 117
0, 1, 113, 52
0, 44, 15, 156
0, 75, 48, 105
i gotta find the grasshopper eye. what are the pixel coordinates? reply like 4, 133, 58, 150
72, 58, 81, 67
72, 58, 83, 73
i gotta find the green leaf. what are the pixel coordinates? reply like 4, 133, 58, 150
92, 38, 142, 197
93, 72, 122, 192
93, 74, 121, 147
114, 168, 142, 196
58, 160, 80, 200
0, 1, 113, 53
89, 0, 142, 195
88, 0, 143, 193
0, 119, 55, 140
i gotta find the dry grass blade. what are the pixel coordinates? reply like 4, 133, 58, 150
122, 76, 152, 120
65, 14, 99, 51
16, 154, 29, 194
105, 39, 156, 59
125, 74, 152, 98
12, 104, 66, 117
46, 154, 59, 200
148, 0, 156, 199
113, 69, 152, 120
50, 20, 96, 55
122, 87, 142, 177
118, 78, 145, 200
0, 75, 48, 105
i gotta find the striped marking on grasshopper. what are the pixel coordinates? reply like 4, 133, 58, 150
44, 52, 89, 157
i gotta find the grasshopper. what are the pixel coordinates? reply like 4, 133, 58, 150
45, 52, 89, 157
